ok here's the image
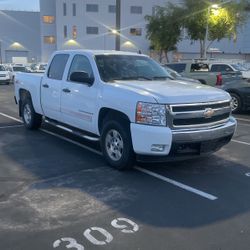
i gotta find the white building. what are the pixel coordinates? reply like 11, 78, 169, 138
40, 0, 168, 62
39, 0, 250, 62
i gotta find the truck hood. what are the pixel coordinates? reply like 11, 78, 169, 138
113, 79, 230, 104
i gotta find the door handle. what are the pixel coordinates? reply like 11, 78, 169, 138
42, 84, 49, 88
62, 88, 71, 93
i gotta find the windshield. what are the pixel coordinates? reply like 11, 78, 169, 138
231, 64, 248, 71
95, 55, 170, 82
13, 66, 26, 72
0, 65, 6, 71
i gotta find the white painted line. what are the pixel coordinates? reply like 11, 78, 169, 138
0, 124, 23, 129
236, 117, 250, 123
0, 111, 219, 201
237, 123, 250, 127
135, 166, 218, 201
245, 173, 250, 177
40, 129, 103, 156
0, 112, 22, 123
232, 139, 250, 146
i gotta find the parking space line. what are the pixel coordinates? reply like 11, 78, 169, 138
40, 129, 103, 156
0, 112, 22, 123
232, 139, 250, 146
237, 123, 250, 127
0, 125, 23, 129
135, 167, 218, 201
236, 117, 250, 123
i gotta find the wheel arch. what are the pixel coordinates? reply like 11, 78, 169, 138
98, 108, 131, 134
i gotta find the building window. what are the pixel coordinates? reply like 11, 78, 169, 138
86, 4, 98, 12
72, 25, 77, 39
63, 3, 67, 16
86, 26, 99, 35
44, 36, 56, 44
64, 25, 67, 38
43, 16, 55, 24
108, 5, 116, 13
131, 6, 142, 14
130, 28, 142, 36
73, 3, 76, 16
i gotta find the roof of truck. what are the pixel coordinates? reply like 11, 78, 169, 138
54, 49, 147, 57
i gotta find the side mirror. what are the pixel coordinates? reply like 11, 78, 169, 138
70, 71, 94, 85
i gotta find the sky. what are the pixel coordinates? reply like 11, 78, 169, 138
0, 0, 40, 11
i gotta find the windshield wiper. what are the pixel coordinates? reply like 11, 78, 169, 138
112, 76, 153, 81
153, 76, 171, 80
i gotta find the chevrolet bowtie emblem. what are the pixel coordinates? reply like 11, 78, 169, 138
204, 108, 214, 119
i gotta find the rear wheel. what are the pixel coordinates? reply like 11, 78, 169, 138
21, 98, 42, 129
230, 93, 242, 113
101, 119, 135, 170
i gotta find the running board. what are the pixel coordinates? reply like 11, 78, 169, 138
44, 119, 100, 142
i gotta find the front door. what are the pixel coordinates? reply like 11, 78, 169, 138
61, 54, 98, 133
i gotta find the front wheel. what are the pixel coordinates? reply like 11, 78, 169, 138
21, 98, 42, 129
230, 93, 242, 113
101, 120, 135, 170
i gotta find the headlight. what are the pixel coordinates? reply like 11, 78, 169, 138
136, 102, 166, 126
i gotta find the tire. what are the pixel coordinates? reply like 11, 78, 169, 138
21, 98, 42, 130
100, 119, 135, 170
230, 93, 242, 113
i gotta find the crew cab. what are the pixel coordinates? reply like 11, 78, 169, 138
15, 50, 236, 170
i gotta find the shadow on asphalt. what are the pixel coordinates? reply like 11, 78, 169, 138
1, 119, 250, 231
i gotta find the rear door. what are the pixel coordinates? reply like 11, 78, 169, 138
41, 54, 69, 121
61, 54, 98, 133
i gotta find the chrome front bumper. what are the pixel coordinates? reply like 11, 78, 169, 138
172, 117, 236, 143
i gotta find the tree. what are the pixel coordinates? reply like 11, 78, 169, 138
145, 3, 183, 62
182, 0, 248, 58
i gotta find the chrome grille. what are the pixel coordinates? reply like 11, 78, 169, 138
168, 101, 231, 129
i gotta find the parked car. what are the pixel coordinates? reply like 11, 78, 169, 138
209, 62, 250, 79
162, 65, 201, 84
217, 78, 250, 113
167, 62, 242, 86
0, 64, 12, 85
15, 50, 236, 170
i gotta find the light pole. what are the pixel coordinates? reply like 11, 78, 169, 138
0, 40, 2, 64
115, 0, 121, 51
204, 4, 219, 59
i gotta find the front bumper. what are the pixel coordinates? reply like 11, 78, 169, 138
131, 117, 236, 159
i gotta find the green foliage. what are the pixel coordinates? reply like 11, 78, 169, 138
182, 0, 249, 57
145, 3, 183, 60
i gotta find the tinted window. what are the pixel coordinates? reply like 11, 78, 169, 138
109, 5, 116, 13
86, 4, 98, 12
95, 55, 169, 82
211, 64, 233, 72
190, 63, 209, 72
131, 6, 142, 14
86, 26, 99, 35
68, 55, 93, 80
13, 67, 26, 72
167, 63, 186, 73
48, 54, 69, 80
0, 65, 5, 71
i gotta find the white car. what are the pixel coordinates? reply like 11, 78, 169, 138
0, 65, 11, 84
14, 50, 236, 170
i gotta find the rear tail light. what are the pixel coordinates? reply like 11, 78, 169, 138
216, 73, 223, 86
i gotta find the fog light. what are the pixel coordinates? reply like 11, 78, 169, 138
151, 144, 166, 152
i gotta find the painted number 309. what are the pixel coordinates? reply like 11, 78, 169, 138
53, 218, 139, 250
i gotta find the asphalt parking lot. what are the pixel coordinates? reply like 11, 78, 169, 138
1, 84, 250, 250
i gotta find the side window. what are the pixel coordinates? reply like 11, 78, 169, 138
190, 63, 209, 72
167, 64, 186, 73
211, 64, 233, 72
48, 54, 69, 80
68, 55, 94, 80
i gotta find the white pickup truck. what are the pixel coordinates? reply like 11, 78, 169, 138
15, 50, 236, 170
